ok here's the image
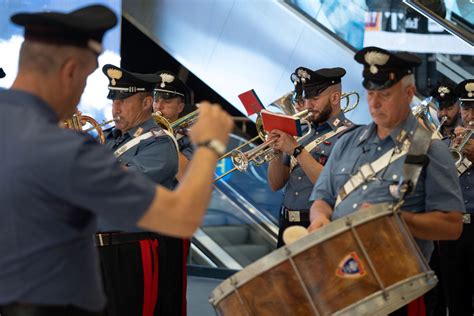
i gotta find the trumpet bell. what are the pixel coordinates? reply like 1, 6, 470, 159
152, 111, 174, 134
63, 114, 107, 144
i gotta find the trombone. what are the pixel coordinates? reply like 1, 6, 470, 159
215, 109, 313, 181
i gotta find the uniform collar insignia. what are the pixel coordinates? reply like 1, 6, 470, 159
133, 127, 144, 138
107, 68, 122, 86
438, 86, 450, 97
364, 51, 390, 74
159, 73, 175, 88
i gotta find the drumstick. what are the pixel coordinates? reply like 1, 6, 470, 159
282, 225, 308, 245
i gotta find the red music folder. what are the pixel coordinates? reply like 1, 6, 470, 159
260, 109, 302, 136
238, 89, 264, 116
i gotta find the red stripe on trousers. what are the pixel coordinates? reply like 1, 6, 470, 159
150, 239, 159, 313
407, 296, 426, 316
140, 240, 152, 316
182, 239, 190, 316
140, 239, 159, 316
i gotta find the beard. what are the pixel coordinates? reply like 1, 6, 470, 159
311, 101, 333, 125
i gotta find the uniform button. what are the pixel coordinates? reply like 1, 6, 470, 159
353, 203, 358, 209
295, 192, 299, 196
465, 200, 469, 204
321, 150, 325, 154
467, 172, 471, 176
341, 167, 346, 172
466, 186, 470, 190
362, 185, 368, 191
316, 132, 319, 135
392, 174, 398, 180
118, 158, 122, 163
377, 146, 382, 151
298, 176, 302, 180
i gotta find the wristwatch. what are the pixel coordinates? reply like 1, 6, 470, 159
196, 139, 226, 157
292, 144, 304, 158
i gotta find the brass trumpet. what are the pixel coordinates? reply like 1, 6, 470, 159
215, 109, 313, 181
219, 90, 360, 162
152, 110, 199, 135
63, 114, 116, 144
450, 121, 473, 166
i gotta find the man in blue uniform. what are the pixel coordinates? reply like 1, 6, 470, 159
432, 82, 461, 139
98, 64, 182, 316
151, 71, 196, 315
153, 70, 195, 169
0, 5, 233, 316
309, 46, 464, 316
438, 79, 474, 316
425, 82, 459, 316
267, 66, 355, 247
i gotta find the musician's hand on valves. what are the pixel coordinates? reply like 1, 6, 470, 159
270, 129, 299, 155
307, 212, 330, 233
189, 102, 234, 147
453, 126, 466, 146
462, 139, 474, 162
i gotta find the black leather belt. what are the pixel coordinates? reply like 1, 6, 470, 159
463, 213, 471, 224
282, 206, 310, 223
95, 232, 157, 247
0, 303, 103, 316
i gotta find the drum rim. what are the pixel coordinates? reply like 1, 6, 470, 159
333, 272, 437, 315
209, 202, 396, 305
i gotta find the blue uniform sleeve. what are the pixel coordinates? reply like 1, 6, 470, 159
423, 139, 465, 212
65, 137, 157, 231
126, 135, 178, 185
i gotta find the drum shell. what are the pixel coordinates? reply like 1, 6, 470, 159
209, 203, 436, 316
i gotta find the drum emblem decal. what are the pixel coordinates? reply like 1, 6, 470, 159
336, 252, 366, 279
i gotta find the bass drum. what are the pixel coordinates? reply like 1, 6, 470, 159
209, 203, 437, 316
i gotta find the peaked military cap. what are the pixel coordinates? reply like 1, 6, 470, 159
0, 68, 5, 79
354, 46, 421, 90
455, 79, 474, 108
298, 67, 346, 99
11, 5, 117, 55
103, 64, 158, 100
153, 70, 190, 100
430, 83, 458, 109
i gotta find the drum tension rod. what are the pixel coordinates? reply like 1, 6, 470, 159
285, 248, 322, 316
346, 218, 388, 299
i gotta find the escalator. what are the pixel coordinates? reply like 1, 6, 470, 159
121, 0, 472, 271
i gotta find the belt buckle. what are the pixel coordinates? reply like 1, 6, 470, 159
463, 214, 471, 224
97, 233, 105, 246
288, 210, 300, 222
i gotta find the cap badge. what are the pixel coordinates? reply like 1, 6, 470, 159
465, 82, 474, 98
159, 73, 175, 88
107, 68, 123, 86
438, 86, 450, 97
364, 51, 389, 74
297, 69, 311, 84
